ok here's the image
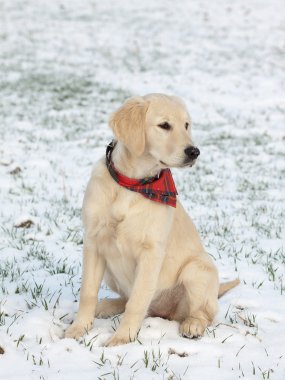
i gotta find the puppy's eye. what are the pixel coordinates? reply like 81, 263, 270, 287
185, 122, 189, 130
158, 122, 171, 130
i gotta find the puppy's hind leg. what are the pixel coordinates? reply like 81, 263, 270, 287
177, 254, 219, 338
96, 298, 127, 319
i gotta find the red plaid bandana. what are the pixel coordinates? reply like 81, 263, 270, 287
106, 141, 178, 207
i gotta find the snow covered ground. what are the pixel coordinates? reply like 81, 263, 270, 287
0, 0, 285, 379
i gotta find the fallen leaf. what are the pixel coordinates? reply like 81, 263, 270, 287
14, 219, 34, 228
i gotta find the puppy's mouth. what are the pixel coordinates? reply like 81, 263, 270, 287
182, 158, 197, 168
159, 159, 197, 168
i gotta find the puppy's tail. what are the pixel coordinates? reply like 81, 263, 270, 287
218, 279, 240, 298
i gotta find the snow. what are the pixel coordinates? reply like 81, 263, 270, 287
0, 0, 285, 379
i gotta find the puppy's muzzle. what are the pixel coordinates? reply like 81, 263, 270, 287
184, 146, 200, 162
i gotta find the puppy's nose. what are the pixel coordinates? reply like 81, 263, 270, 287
184, 146, 200, 160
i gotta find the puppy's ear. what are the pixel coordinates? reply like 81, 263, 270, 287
109, 97, 149, 156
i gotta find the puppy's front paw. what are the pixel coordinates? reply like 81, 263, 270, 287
179, 317, 208, 338
65, 321, 92, 340
104, 333, 131, 347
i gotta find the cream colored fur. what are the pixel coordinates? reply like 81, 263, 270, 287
65, 94, 239, 346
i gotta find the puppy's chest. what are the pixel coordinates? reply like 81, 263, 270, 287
96, 191, 139, 257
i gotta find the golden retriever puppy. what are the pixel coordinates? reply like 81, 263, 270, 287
65, 94, 239, 346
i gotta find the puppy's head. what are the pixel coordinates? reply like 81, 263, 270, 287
109, 94, 199, 168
